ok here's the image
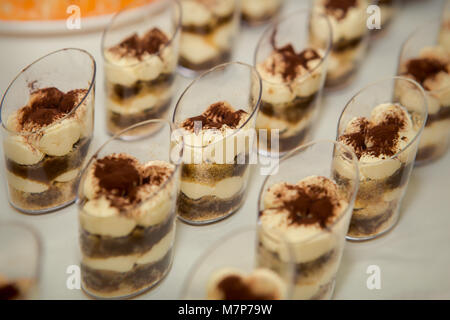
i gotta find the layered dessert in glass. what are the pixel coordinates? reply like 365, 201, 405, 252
173, 62, 261, 225
398, 31, 450, 164
337, 77, 427, 240
179, 0, 239, 75
254, 9, 332, 155
312, 0, 370, 87
181, 227, 293, 300
1, 49, 95, 213
78, 119, 181, 299
0, 223, 41, 300
241, 0, 284, 26
257, 141, 359, 300
102, 0, 181, 138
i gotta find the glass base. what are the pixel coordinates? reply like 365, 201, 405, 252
9, 198, 75, 215
346, 213, 400, 241
81, 259, 173, 300
177, 199, 244, 226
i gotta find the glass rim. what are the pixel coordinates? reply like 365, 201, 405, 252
172, 61, 262, 150
398, 18, 450, 94
76, 118, 183, 213
0, 221, 42, 280
179, 225, 295, 300
337, 75, 428, 165
0, 47, 96, 137
101, 0, 182, 67
253, 8, 333, 86
257, 139, 360, 242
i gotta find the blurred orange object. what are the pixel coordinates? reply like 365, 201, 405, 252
0, 0, 154, 21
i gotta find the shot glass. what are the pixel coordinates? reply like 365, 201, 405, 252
178, 0, 240, 76
258, 140, 359, 300
181, 226, 294, 300
1, 48, 96, 214
337, 77, 427, 240
254, 9, 332, 156
398, 19, 450, 165
241, 0, 285, 26
102, 0, 181, 139
172, 62, 261, 225
77, 119, 183, 299
312, 0, 371, 87
0, 222, 41, 300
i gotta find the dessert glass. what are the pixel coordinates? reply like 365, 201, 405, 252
398, 20, 450, 165
178, 0, 240, 76
77, 119, 182, 299
173, 62, 261, 225
0, 222, 41, 300
102, 0, 181, 139
312, 0, 371, 87
254, 9, 332, 156
258, 140, 359, 300
337, 77, 428, 240
1, 48, 96, 214
181, 226, 294, 300
241, 0, 285, 26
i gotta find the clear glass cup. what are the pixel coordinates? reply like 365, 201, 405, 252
181, 226, 294, 300
254, 9, 332, 156
0, 222, 41, 300
337, 77, 428, 240
241, 0, 285, 26
311, 0, 371, 88
398, 19, 450, 165
258, 140, 359, 300
0, 48, 96, 214
178, 0, 240, 76
77, 119, 183, 299
102, 0, 181, 139
172, 62, 261, 225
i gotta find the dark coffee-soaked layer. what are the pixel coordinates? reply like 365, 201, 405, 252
112, 73, 175, 100
6, 138, 91, 183
259, 92, 318, 123
109, 99, 171, 130
80, 214, 175, 258
385, 162, 412, 190
181, 158, 249, 182
425, 106, 450, 126
179, 50, 231, 72
242, 10, 278, 25
182, 13, 234, 34
82, 249, 172, 295
259, 243, 335, 279
349, 205, 396, 236
177, 190, 245, 222
259, 125, 310, 153
416, 145, 441, 163
332, 36, 364, 53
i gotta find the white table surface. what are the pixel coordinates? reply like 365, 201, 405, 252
0, 0, 449, 300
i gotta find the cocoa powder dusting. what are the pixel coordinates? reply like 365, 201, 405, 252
218, 276, 276, 300
406, 58, 446, 88
181, 102, 247, 131
325, 0, 357, 20
19, 87, 85, 128
111, 28, 169, 59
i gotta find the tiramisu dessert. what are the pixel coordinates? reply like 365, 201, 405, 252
337, 103, 418, 238
176, 101, 251, 224
3, 87, 94, 213
241, 0, 284, 25
313, 0, 369, 86
206, 268, 286, 300
398, 46, 450, 163
258, 176, 349, 300
78, 153, 177, 298
104, 28, 177, 137
179, 0, 239, 73
255, 30, 327, 154
0, 275, 35, 300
